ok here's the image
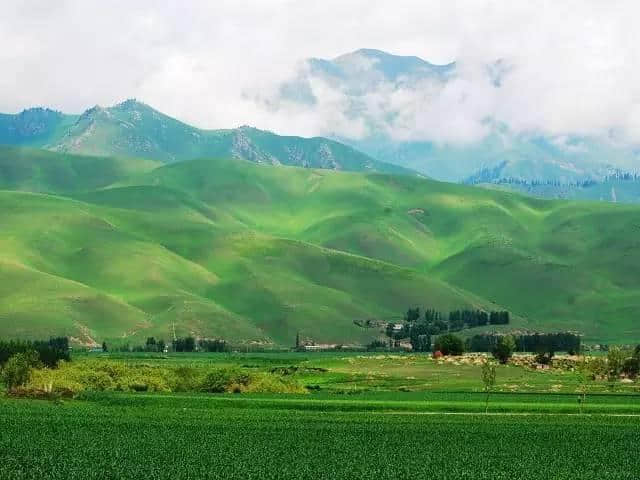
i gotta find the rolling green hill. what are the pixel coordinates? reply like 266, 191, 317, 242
0, 146, 639, 345
0, 100, 412, 175
0, 146, 160, 193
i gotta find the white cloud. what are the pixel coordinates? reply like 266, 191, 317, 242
1, 0, 640, 145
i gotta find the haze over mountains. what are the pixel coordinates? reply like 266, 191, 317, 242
4, 55, 640, 204
266, 49, 640, 186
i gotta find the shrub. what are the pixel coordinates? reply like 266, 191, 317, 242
366, 340, 388, 351
535, 351, 554, 365
129, 383, 149, 392
606, 347, 626, 382
492, 335, 516, 364
622, 357, 639, 378
170, 366, 200, 392
1, 351, 41, 390
433, 334, 464, 356
200, 369, 251, 393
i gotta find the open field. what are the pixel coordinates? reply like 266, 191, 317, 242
2, 393, 640, 480
39, 352, 640, 395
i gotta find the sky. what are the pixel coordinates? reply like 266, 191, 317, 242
2, 0, 640, 145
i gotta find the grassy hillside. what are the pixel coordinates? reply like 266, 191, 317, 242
0, 145, 160, 193
0, 147, 639, 344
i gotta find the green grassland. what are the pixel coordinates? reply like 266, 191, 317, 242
66, 352, 639, 396
1, 146, 640, 344
2, 393, 640, 479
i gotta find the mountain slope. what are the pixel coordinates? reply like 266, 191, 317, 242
0, 145, 160, 193
0, 100, 413, 175
0, 188, 486, 346
0, 108, 78, 147
1, 147, 639, 344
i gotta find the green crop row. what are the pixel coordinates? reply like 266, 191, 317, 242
1, 395, 639, 479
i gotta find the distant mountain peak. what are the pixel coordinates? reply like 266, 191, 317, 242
113, 98, 148, 111
308, 48, 455, 83
78, 105, 104, 120
19, 106, 60, 115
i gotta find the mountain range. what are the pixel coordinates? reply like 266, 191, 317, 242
3, 90, 640, 204
0, 99, 411, 175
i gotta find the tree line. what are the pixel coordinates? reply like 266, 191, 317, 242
103, 337, 228, 353
388, 307, 510, 351
406, 307, 509, 329
173, 337, 228, 353
0, 337, 70, 368
466, 332, 581, 355
386, 307, 510, 352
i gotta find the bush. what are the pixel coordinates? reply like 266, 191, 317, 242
200, 369, 251, 393
366, 340, 388, 351
492, 335, 516, 364
170, 366, 200, 392
534, 351, 554, 365
19, 360, 307, 396
1, 351, 41, 390
622, 357, 640, 378
433, 334, 464, 356
607, 347, 626, 382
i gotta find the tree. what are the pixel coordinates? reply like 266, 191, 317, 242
173, 337, 196, 353
481, 359, 497, 413
405, 307, 421, 322
576, 355, 589, 414
145, 337, 157, 352
1, 351, 41, 390
606, 347, 626, 390
102, 341, 108, 353
492, 335, 516, 364
433, 334, 464, 356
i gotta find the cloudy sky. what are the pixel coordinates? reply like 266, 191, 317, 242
2, 1, 640, 144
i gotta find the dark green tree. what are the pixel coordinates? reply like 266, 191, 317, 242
433, 334, 464, 356
145, 337, 157, 352
492, 335, 516, 364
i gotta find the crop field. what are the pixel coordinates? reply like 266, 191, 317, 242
2, 394, 640, 480
3, 352, 640, 478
